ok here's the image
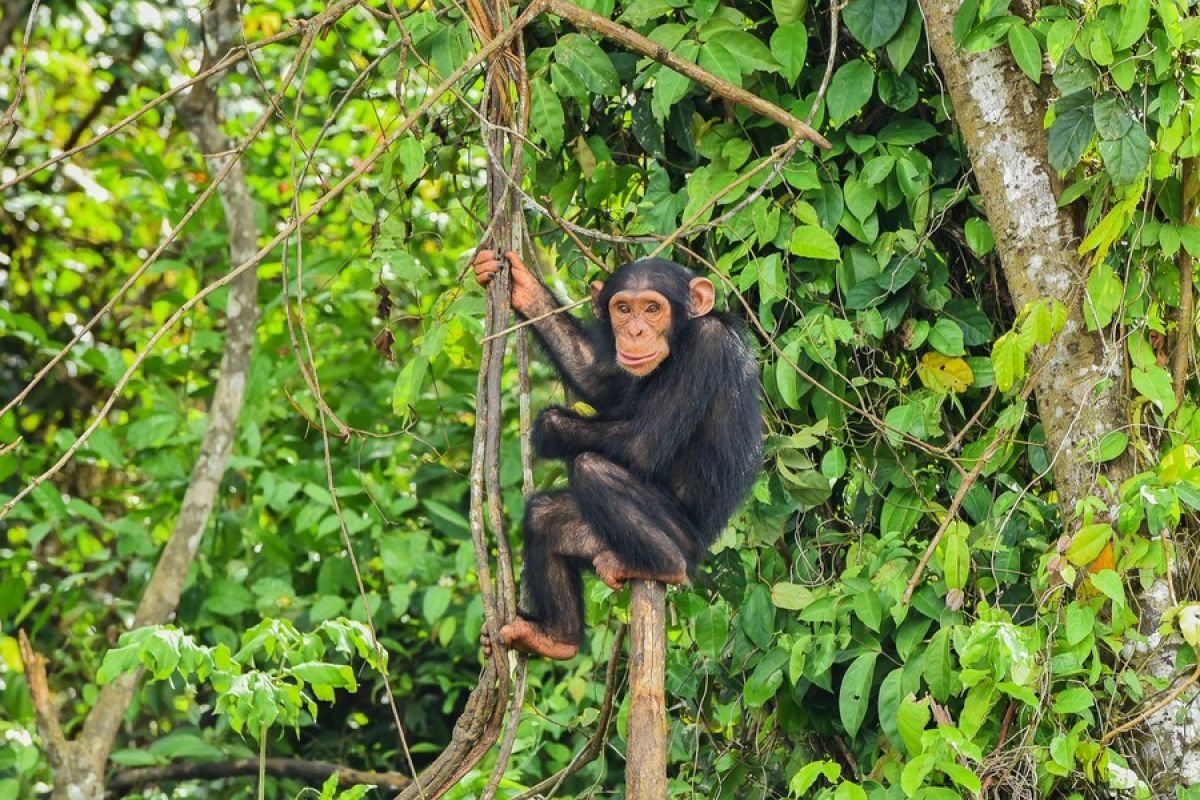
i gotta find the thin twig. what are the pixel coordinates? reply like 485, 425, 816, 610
1100, 659, 1200, 746
511, 625, 627, 800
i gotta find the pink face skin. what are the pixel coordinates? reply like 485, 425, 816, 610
589, 276, 717, 377
608, 289, 673, 376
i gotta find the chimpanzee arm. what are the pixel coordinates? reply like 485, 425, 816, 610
520, 285, 626, 407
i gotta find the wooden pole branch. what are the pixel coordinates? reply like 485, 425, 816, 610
542, 0, 831, 149
626, 581, 668, 799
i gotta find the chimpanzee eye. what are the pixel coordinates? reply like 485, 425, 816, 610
617, 303, 631, 314
646, 303, 660, 314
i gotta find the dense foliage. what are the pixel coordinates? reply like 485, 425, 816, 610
2, 0, 1199, 798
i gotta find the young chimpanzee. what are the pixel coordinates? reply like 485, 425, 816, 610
474, 249, 761, 659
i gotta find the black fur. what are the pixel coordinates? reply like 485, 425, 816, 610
518, 258, 762, 645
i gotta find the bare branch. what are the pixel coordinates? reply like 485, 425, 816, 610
543, 0, 830, 149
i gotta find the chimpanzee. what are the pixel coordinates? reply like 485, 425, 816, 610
474, 250, 761, 660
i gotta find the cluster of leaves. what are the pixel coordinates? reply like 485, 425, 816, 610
2, 0, 1200, 799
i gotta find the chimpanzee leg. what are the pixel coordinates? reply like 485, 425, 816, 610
569, 452, 693, 581
508, 491, 606, 657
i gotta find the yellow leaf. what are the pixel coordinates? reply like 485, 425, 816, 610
571, 401, 597, 417
917, 353, 974, 393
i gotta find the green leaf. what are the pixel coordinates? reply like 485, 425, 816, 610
1066, 523, 1112, 566
1090, 569, 1125, 607
790, 760, 842, 795
1007, 24, 1041, 83
1052, 685, 1095, 715
1098, 126, 1150, 186
708, 30, 780, 74
393, 136, 425, 187
1116, 0, 1150, 50
887, 1, 923, 71
1048, 94, 1095, 172
853, 590, 884, 632
839, 652, 878, 738
924, 628, 955, 701
693, 605, 729, 658
843, 0, 907, 50
1087, 430, 1129, 463
771, 581, 815, 610
422, 585, 452, 623
97, 644, 142, 684
1093, 93, 1135, 140
790, 225, 841, 259
291, 662, 356, 690
529, 78, 565, 151
770, 22, 809, 85
928, 318, 966, 356
1131, 365, 1177, 415
1065, 603, 1094, 646
772, 0, 807, 25
896, 694, 931, 755
877, 118, 937, 145
944, 297, 994, 345
698, 42, 742, 87
1083, 261, 1124, 330
555, 34, 619, 95
127, 414, 178, 449
744, 648, 788, 707
740, 585, 775, 649
901, 752, 935, 796
881, 487, 922, 536
991, 332, 1026, 392
826, 60, 874, 125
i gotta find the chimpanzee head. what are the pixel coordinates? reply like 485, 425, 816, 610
590, 258, 715, 376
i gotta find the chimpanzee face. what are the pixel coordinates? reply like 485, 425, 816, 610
590, 271, 718, 377
607, 289, 673, 376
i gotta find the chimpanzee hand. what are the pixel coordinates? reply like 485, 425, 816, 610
531, 407, 580, 459
473, 249, 548, 317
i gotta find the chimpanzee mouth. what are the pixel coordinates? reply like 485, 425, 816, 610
618, 351, 659, 366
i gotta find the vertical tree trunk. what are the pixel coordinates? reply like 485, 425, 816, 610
918, 0, 1200, 788
917, 0, 1130, 508
627, 580, 667, 799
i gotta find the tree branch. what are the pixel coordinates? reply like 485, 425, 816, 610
543, 0, 830, 149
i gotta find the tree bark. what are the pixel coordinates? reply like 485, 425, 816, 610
24, 2, 261, 797
918, 0, 1200, 789
627, 580, 667, 799
918, 0, 1129, 510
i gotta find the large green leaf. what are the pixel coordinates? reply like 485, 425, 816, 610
1007, 24, 1041, 83
1048, 93, 1095, 172
839, 652, 878, 738
826, 60, 874, 125
529, 78, 565, 151
555, 34, 619, 95
843, 0, 907, 50
770, 21, 808, 85
1098, 125, 1150, 186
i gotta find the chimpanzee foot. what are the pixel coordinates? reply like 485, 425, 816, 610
592, 550, 687, 591
499, 618, 579, 660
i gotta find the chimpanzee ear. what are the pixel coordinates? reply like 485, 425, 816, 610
590, 281, 605, 318
688, 277, 715, 317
